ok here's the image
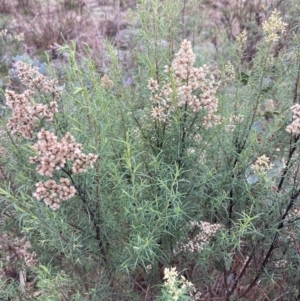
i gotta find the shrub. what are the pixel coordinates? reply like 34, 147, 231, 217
1, 1, 300, 300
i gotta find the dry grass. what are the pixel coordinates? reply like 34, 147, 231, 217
0, 0, 136, 69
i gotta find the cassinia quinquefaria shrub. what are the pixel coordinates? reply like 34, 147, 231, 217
5, 61, 98, 210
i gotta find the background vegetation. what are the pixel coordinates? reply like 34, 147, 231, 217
1, 0, 300, 300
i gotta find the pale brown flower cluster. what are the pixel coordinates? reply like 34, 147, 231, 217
14, 61, 61, 99
5, 61, 61, 139
274, 259, 288, 269
236, 30, 247, 48
148, 40, 220, 128
286, 104, 300, 135
147, 78, 159, 92
172, 39, 196, 79
177, 221, 223, 254
29, 129, 98, 209
251, 154, 273, 173
149, 80, 172, 123
33, 178, 76, 210
223, 60, 235, 85
6, 89, 58, 139
29, 128, 97, 177
262, 9, 287, 43
225, 114, 244, 132
101, 74, 114, 89
230, 114, 244, 124
0, 233, 37, 268
151, 106, 168, 122
5, 62, 98, 209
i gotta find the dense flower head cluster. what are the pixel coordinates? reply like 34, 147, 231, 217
171, 39, 196, 79
236, 29, 247, 48
230, 114, 244, 124
29, 128, 98, 177
6, 89, 58, 139
33, 178, 76, 210
5, 61, 61, 139
14, 61, 62, 100
262, 9, 287, 43
225, 114, 244, 132
29, 128, 98, 209
274, 259, 288, 269
147, 78, 159, 92
151, 106, 168, 122
163, 267, 197, 301
177, 221, 223, 254
148, 40, 220, 128
251, 154, 273, 173
286, 104, 300, 135
0, 233, 37, 268
223, 60, 236, 84
101, 74, 114, 88
149, 80, 173, 122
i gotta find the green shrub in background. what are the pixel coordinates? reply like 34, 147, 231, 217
1, 1, 300, 300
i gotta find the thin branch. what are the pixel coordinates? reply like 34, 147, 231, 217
226, 253, 254, 299
238, 189, 300, 299
62, 167, 106, 261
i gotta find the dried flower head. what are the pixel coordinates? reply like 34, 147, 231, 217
33, 178, 76, 209
177, 221, 223, 254
223, 60, 236, 84
151, 106, 167, 122
263, 9, 287, 43
147, 78, 159, 92
5, 62, 61, 139
148, 40, 220, 128
14, 61, 62, 99
29, 128, 98, 177
274, 259, 288, 269
5, 62, 98, 211
0, 233, 38, 268
28, 128, 98, 208
101, 74, 114, 88
286, 104, 300, 135
236, 29, 247, 48
163, 267, 195, 301
172, 39, 195, 79
225, 114, 244, 132
251, 155, 273, 173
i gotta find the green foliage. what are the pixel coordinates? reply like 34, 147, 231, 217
1, 1, 300, 300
